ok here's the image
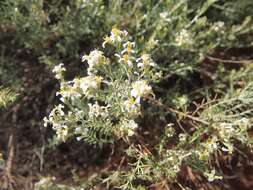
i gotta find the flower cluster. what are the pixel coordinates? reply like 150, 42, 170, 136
120, 119, 138, 136
79, 76, 103, 96
55, 75, 103, 102
137, 53, 156, 68
43, 104, 68, 141
52, 63, 65, 80
102, 27, 128, 47
175, 29, 193, 47
44, 28, 159, 143
82, 50, 109, 75
123, 98, 140, 115
57, 81, 81, 102
131, 80, 152, 103
212, 21, 225, 32
88, 101, 109, 119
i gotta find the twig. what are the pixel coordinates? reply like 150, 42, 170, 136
5, 130, 15, 178
168, 107, 210, 125
206, 55, 253, 65
145, 97, 210, 125
117, 156, 126, 171
0, 128, 16, 190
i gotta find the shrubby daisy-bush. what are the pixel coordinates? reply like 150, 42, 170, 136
44, 28, 160, 145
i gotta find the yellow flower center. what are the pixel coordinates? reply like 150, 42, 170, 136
95, 76, 103, 83
126, 42, 134, 52
123, 54, 129, 62
103, 35, 112, 43
111, 28, 121, 36
128, 98, 136, 105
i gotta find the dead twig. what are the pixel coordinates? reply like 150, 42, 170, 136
0, 128, 17, 190
145, 97, 210, 126
206, 56, 253, 65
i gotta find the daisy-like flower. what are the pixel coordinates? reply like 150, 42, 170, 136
137, 53, 156, 68
121, 119, 138, 136
48, 104, 65, 119
56, 124, 68, 142
43, 104, 69, 141
43, 105, 64, 128
131, 80, 152, 100
52, 63, 66, 80
57, 82, 82, 102
78, 76, 103, 96
82, 50, 109, 74
102, 27, 128, 48
115, 53, 133, 67
121, 41, 135, 54
123, 98, 140, 114
102, 35, 113, 48
88, 101, 109, 119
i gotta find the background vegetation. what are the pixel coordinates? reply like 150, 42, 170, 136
0, 0, 253, 189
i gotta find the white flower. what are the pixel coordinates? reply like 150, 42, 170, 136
137, 53, 156, 68
75, 127, 82, 133
165, 124, 175, 138
218, 122, 235, 139
52, 63, 66, 80
49, 104, 65, 118
57, 104, 65, 115
76, 136, 83, 141
57, 82, 82, 102
159, 12, 171, 22
78, 0, 98, 8
179, 133, 187, 142
75, 76, 103, 96
56, 125, 68, 141
102, 27, 128, 48
131, 80, 152, 98
175, 29, 192, 46
123, 98, 140, 114
82, 50, 109, 75
172, 164, 180, 173
88, 102, 109, 119
75, 126, 88, 140
121, 41, 136, 54
121, 120, 138, 136
43, 117, 49, 127
44, 104, 66, 135
212, 21, 225, 32
115, 53, 133, 67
